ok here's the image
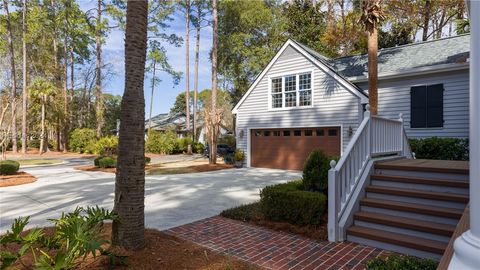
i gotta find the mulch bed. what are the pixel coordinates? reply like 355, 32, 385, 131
0, 172, 37, 187
74, 165, 117, 173
75, 163, 234, 174
2, 224, 261, 270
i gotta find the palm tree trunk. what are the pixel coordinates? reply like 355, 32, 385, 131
112, 0, 148, 250
39, 97, 46, 155
95, 0, 103, 139
422, 0, 431, 41
193, 5, 201, 143
185, 0, 192, 154
367, 25, 378, 115
148, 60, 156, 130
3, 0, 18, 153
210, 0, 218, 164
21, 0, 28, 154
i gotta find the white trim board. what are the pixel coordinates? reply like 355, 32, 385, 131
232, 40, 368, 114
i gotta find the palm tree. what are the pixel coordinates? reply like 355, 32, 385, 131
360, 0, 384, 115
29, 78, 56, 155
210, 0, 219, 164
111, 0, 148, 250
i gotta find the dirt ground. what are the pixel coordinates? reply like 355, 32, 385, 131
0, 172, 37, 187
75, 158, 233, 175
2, 224, 260, 270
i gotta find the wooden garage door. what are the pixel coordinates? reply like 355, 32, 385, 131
251, 127, 341, 170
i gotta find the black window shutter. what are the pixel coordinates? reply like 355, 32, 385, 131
426, 84, 444, 127
411, 86, 427, 128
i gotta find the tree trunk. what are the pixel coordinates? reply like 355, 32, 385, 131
21, 0, 28, 154
3, 0, 18, 153
63, 16, 69, 153
367, 26, 378, 115
210, 0, 218, 164
112, 0, 148, 250
185, 0, 192, 154
422, 0, 431, 41
39, 98, 46, 155
96, 0, 104, 139
148, 60, 156, 130
193, 5, 201, 143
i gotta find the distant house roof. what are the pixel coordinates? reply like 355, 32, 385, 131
145, 112, 232, 134
328, 34, 470, 79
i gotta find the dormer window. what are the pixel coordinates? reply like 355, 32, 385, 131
270, 72, 312, 109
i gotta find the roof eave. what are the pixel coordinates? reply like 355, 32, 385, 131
347, 62, 469, 83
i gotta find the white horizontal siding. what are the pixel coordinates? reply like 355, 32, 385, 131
357, 70, 469, 138
236, 45, 362, 164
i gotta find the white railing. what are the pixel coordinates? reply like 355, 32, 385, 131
328, 106, 413, 242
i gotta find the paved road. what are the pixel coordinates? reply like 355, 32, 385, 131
0, 160, 300, 232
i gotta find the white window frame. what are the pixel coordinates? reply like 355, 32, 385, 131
268, 69, 314, 111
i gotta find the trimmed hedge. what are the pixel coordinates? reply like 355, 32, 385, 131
220, 202, 261, 222
260, 180, 326, 225
97, 156, 116, 168
366, 255, 437, 270
223, 153, 234, 164
145, 156, 151, 164
0, 160, 20, 175
302, 150, 331, 192
409, 137, 468, 161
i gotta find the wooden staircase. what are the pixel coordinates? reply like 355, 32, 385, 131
346, 159, 469, 259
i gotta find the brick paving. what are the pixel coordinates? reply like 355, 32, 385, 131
165, 216, 390, 270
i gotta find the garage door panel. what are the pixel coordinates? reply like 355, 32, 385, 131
251, 127, 341, 170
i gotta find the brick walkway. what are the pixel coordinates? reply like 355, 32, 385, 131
165, 216, 389, 270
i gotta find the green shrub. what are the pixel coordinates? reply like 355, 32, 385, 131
223, 153, 234, 164
302, 150, 331, 192
0, 206, 124, 269
27, 139, 41, 149
88, 136, 118, 155
0, 160, 20, 175
97, 156, 116, 168
145, 156, 151, 164
69, 128, 96, 153
366, 255, 438, 270
218, 134, 236, 147
234, 149, 245, 162
174, 137, 193, 153
409, 137, 469, 161
145, 130, 177, 154
193, 142, 205, 154
220, 202, 261, 222
260, 180, 326, 225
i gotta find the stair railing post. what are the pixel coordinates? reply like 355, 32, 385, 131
328, 160, 339, 242
365, 105, 371, 157
399, 113, 404, 155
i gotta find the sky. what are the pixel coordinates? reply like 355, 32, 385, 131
79, 1, 213, 118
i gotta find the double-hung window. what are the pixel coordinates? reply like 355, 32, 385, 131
270, 72, 312, 109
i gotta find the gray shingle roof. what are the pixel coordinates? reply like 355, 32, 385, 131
327, 34, 470, 78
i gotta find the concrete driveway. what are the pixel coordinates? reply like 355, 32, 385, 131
0, 159, 300, 232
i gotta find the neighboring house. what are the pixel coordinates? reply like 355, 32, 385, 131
232, 34, 470, 170
145, 112, 231, 144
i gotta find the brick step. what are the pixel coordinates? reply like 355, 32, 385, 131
347, 226, 447, 255
365, 185, 469, 203
360, 198, 464, 219
354, 211, 455, 236
375, 163, 469, 175
370, 174, 469, 188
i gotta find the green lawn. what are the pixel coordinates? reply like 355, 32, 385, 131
17, 159, 63, 166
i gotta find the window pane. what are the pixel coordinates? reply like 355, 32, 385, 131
285, 92, 296, 107
272, 93, 282, 108
294, 130, 301, 136
299, 73, 311, 90
283, 130, 290, 136
328, 129, 337, 136
316, 129, 324, 136
285, 75, 296, 92
272, 78, 282, 93
264, 131, 270, 136
273, 131, 280, 136
255, 131, 261, 136
305, 130, 312, 136
299, 90, 311, 106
